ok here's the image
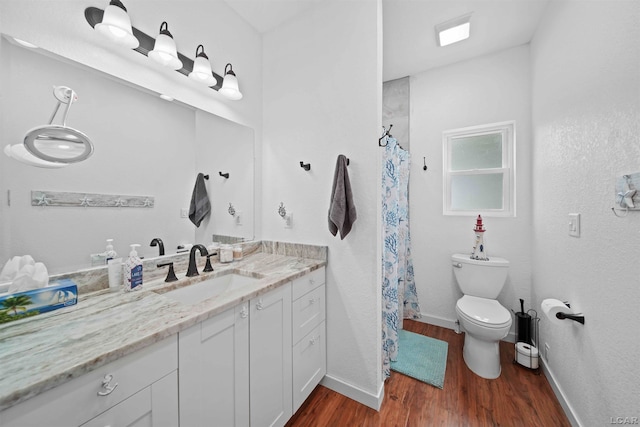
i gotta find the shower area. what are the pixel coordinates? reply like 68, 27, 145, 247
381, 77, 422, 379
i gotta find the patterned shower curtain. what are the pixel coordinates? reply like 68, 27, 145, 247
381, 136, 422, 380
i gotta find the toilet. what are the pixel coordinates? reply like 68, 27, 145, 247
452, 253, 512, 379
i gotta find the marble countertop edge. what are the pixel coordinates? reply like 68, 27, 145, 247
0, 252, 326, 412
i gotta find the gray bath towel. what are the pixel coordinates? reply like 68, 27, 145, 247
328, 155, 357, 239
189, 173, 211, 227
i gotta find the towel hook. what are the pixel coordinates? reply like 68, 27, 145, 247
378, 124, 393, 147
278, 202, 287, 218
203, 174, 209, 180
219, 172, 229, 179
423, 157, 427, 171
300, 161, 311, 171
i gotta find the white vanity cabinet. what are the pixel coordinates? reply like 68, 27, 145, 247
291, 267, 326, 412
250, 282, 293, 427
178, 302, 250, 427
0, 336, 178, 427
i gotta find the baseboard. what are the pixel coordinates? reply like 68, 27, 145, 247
320, 374, 385, 411
541, 357, 582, 427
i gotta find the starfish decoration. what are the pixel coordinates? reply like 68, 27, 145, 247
114, 198, 127, 207
36, 194, 51, 206
79, 196, 92, 207
618, 180, 637, 209
143, 198, 153, 207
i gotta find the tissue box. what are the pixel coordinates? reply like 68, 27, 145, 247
0, 279, 78, 324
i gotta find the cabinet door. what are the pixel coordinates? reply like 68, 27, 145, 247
179, 303, 250, 427
250, 283, 292, 427
80, 370, 178, 427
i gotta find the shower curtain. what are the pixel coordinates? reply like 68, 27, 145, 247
381, 136, 421, 379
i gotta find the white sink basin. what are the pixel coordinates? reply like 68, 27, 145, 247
160, 273, 261, 305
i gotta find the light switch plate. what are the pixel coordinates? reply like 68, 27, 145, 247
568, 213, 580, 237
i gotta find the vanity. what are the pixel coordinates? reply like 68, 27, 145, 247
0, 242, 327, 427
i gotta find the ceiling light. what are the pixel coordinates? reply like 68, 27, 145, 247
13, 37, 38, 48
95, 0, 139, 49
219, 63, 243, 100
148, 22, 183, 70
435, 13, 471, 47
188, 45, 217, 86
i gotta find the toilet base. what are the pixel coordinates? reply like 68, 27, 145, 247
462, 332, 502, 379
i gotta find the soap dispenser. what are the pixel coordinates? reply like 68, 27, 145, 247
123, 244, 143, 292
105, 239, 118, 263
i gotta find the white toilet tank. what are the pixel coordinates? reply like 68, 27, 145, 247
452, 253, 509, 298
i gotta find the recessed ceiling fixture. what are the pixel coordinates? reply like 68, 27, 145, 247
13, 37, 38, 48
435, 13, 472, 47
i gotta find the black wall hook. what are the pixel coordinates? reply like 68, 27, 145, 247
219, 172, 229, 179
300, 161, 311, 171
203, 174, 209, 180
423, 157, 427, 171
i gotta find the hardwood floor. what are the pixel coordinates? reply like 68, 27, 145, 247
286, 320, 571, 427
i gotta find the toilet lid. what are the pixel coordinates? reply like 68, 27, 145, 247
457, 295, 512, 327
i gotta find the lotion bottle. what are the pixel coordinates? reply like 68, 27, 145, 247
104, 239, 118, 263
123, 244, 143, 292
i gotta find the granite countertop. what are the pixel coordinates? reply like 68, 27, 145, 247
0, 251, 326, 411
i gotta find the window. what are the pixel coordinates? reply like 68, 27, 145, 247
443, 121, 515, 217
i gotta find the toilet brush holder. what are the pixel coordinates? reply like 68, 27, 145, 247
513, 308, 540, 372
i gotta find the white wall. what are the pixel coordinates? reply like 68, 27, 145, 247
262, 0, 384, 408
531, 1, 640, 424
409, 45, 533, 331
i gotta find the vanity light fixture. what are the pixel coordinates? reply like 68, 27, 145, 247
219, 63, 243, 100
94, 0, 139, 49
189, 45, 217, 86
148, 22, 182, 70
435, 13, 472, 47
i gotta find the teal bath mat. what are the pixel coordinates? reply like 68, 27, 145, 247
391, 330, 448, 389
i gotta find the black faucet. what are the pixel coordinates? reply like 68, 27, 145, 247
186, 244, 208, 277
150, 238, 165, 256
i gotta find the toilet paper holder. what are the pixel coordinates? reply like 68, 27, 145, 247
556, 302, 585, 324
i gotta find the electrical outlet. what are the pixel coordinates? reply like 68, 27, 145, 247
568, 213, 580, 237
544, 342, 550, 361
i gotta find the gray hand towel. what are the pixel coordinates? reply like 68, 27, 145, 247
328, 155, 357, 239
189, 173, 211, 228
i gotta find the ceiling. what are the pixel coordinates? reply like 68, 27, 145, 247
224, 0, 550, 81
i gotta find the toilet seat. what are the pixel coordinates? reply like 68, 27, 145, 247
456, 295, 511, 329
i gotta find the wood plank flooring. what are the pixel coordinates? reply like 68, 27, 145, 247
286, 320, 571, 427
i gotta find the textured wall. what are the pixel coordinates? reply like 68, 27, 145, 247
409, 45, 533, 331
383, 77, 410, 150
531, 1, 640, 424
262, 0, 383, 403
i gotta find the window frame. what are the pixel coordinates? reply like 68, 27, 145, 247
442, 121, 516, 217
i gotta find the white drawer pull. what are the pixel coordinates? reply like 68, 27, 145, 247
240, 306, 248, 318
309, 337, 316, 345
97, 374, 118, 396
309, 278, 315, 285
256, 299, 264, 310
309, 298, 315, 305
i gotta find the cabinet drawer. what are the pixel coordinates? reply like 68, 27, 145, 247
292, 267, 325, 301
292, 321, 326, 413
292, 284, 325, 345
1, 336, 178, 427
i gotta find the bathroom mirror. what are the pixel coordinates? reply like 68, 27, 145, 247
0, 36, 255, 274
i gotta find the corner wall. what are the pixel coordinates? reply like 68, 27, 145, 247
262, 0, 384, 407
530, 1, 640, 424
409, 45, 533, 331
